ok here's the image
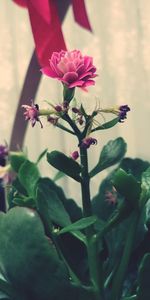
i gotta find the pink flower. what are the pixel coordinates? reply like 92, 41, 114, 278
41, 50, 97, 89
22, 101, 43, 128
79, 137, 97, 149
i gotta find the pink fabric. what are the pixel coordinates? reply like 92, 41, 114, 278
42, 50, 97, 88
12, 0, 92, 66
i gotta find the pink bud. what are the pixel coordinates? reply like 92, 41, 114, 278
71, 151, 79, 160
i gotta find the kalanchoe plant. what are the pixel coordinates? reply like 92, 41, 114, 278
0, 50, 150, 300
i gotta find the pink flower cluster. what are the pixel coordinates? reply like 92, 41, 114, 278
22, 102, 43, 128
42, 50, 97, 89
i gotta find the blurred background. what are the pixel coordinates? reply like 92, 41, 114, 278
0, 0, 150, 203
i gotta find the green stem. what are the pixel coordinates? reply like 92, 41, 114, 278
111, 211, 139, 300
39, 109, 55, 116
55, 123, 75, 135
79, 146, 104, 300
79, 147, 92, 218
62, 113, 81, 137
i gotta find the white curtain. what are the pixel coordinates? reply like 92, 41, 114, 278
0, 0, 150, 202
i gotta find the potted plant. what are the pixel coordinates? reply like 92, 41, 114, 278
0, 50, 150, 300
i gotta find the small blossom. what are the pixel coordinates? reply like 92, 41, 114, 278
118, 105, 130, 123
41, 50, 97, 89
47, 116, 59, 125
99, 104, 130, 123
72, 107, 84, 125
63, 101, 69, 110
22, 101, 43, 128
71, 151, 79, 160
80, 137, 97, 149
78, 116, 84, 125
72, 107, 80, 114
54, 105, 63, 112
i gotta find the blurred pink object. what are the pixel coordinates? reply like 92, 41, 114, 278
12, 0, 92, 66
42, 50, 97, 88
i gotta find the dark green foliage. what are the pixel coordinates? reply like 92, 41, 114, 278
59, 216, 97, 235
90, 137, 127, 177
137, 253, 150, 300
120, 158, 150, 181
18, 160, 40, 197
9, 152, 27, 173
47, 151, 82, 181
0, 207, 71, 300
36, 178, 71, 228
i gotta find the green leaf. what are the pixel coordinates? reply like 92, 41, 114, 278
141, 167, 150, 203
122, 296, 137, 300
18, 160, 40, 197
13, 196, 36, 208
120, 158, 150, 181
113, 168, 141, 208
36, 178, 71, 228
137, 253, 150, 300
36, 149, 48, 164
91, 117, 119, 132
90, 137, 127, 178
0, 207, 73, 300
47, 151, 82, 182
12, 178, 27, 196
58, 216, 97, 235
9, 152, 27, 173
53, 171, 65, 182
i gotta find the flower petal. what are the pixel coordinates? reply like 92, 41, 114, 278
41, 66, 57, 78
63, 72, 78, 83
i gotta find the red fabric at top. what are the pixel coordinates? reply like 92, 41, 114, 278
13, 0, 27, 7
12, 0, 92, 66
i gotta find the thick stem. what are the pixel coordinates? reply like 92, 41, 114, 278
79, 147, 92, 217
79, 146, 104, 300
111, 211, 139, 300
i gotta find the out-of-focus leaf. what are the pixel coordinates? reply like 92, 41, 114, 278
36, 149, 48, 164
13, 196, 35, 208
137, 253, 150, 300
36, 178, 71, 228
18, 160, 40, 197
113, 169, 141, 208
141, 167, 150, 204
53, 171, 65, 182
120, 158, 150, 181
59, 216, 97, 235
0, 207, 74, 300
9, 152, 27, 173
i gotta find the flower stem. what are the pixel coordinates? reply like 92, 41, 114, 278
55, 123, 75, 135
79, 146, 104, 300
62, 113, 81, 136
111, 211, 139, 300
